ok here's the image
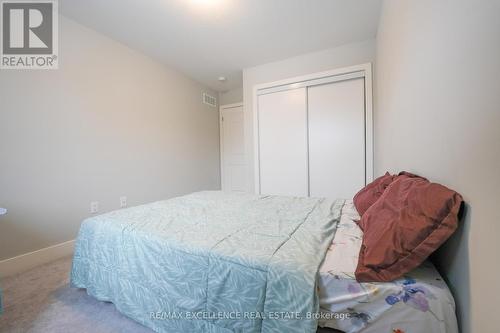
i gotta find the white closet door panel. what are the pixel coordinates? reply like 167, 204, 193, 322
308, 78, 365, 199
258, 88, 308, 196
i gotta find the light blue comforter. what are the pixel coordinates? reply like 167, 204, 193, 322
71, 191, 343, 332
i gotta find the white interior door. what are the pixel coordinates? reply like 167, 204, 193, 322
308, 78, 366, 199
221, 105, 246, 192
257, 88, 308, 196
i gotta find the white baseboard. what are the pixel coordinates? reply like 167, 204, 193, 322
0, 240, 75, 278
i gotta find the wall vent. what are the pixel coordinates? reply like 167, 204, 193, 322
203, 93, 217, 107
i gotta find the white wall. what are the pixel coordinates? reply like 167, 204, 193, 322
375, 1, 500, 332
243, 39, 376, 192
0, 16, 221, 261
219, 87, 243, 105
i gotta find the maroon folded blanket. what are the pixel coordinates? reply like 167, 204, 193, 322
355, 172, 463, 282
353, 172, 396, 218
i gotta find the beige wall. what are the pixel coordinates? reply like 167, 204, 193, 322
0, 16, 221, 261
375, 1, 500, 332
243, 39, 376, 192
219, 87, 243, 105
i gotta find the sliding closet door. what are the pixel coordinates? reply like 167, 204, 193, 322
308, 78, 365, 199
258, 88, 308, 196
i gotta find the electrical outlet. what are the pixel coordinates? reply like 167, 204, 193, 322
90, 201, 99, 214
120, 196, 127, 208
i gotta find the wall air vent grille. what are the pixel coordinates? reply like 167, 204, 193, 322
203, 93, 217, 107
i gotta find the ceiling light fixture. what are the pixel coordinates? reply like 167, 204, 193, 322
218, 76, 227, 82
190, 0, 224, 8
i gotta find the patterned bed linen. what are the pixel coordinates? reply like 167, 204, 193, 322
318, 201, 459, 333
71, 191, 343, 333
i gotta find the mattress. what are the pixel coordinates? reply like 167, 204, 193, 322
318, 201, 458, 333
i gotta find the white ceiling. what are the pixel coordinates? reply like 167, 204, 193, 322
60, 0, 382, 92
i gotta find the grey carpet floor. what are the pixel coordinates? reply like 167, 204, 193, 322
0, 257, 339, 333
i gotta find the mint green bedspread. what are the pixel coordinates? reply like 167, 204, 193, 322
71, 191, 343, 332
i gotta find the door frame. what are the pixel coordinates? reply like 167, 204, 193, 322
219, 102, 244, 192
252, 63, 373, 194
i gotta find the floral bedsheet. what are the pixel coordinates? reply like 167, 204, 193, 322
317, 201, 458, 333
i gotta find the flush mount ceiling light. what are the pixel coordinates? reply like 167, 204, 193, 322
218, 76, 227, 82
186, 0, 232, 19
190, 0, 225, 8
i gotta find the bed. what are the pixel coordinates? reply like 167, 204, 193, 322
71, 191, 458, 333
